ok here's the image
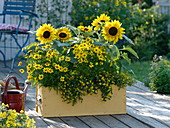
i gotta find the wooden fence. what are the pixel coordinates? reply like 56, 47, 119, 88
153, 0, 170, 33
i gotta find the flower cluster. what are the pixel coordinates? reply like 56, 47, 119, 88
0, 103, 36, 128
20, 14, 137, 105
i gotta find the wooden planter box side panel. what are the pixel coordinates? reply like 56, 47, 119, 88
36, 85, 126, 117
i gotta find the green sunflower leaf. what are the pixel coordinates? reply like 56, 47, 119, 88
66, 25, 79, 35
121, 45, 139, 59
123, 35, 134, 45
107, 45, 120, 61
55, 40, 70, 47
121, 52, 131, 64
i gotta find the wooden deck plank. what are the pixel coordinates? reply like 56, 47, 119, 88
60, 116, 90, 128
77, 116, 110, 128
43, 117, 75, 128
127, 90, 170, 126
127, 104, 170, 128
26, 110, 49, 127
127, 85, 170, 109
94, 115, 130, 128
113, 114, 152, 128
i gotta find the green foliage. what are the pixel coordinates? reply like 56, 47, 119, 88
130, 5, 170, 60
146, 55, 170, 94
131, 0, 153, 8
70, 0, 170, 60
123, 61, 151, 82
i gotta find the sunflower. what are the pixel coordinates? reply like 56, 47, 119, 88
91, 14, 110, 30
55, 27, 72, 41
102, 20, 125, 43
36, 24, 55, 44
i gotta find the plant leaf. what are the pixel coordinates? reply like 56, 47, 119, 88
108, 45, 120, 61
55, 40, 70, 47
121, 46, 139, 59
121, 52, 131, 64
123, 35, 134, 45
93, 42, 110, 46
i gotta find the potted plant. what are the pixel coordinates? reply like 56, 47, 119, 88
20, 14, 138, 117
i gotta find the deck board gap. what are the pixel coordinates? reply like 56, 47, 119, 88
110, 115, 131, 128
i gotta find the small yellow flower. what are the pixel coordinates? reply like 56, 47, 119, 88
54, 64, 60, 69
43, 68, 48, 73
18, 61, 22, 66
72, 10, 76, 14
84, 16, 89, 20
48, 68, 54, 73
39, 74, 44, 80
92, 1, 98, 5
59, 56, 65, 61
65, 57, 71, 61
19, 69, 25, 73
79, 22, 83, 26
60, 77, 65, 81
63, 67, 68, 72
59, 66, 63, 72
33, 54, 42, 59
20, 110, 24, 113
45, 62, 50, 66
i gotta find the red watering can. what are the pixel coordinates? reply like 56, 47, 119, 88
1, 76, 28, 112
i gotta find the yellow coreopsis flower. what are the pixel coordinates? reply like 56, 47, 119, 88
60, 77, 65, 81
59, 66, 64, 72
48, 68, 53, 73
33, 54, 42, 59
39, 74, 44, 80
63, 67, 68, 72
18, 61, 22, 66
19, 69, 25, 73
65, 57, 71, 61
59, 56, 65, 61
45, 62, 50, 66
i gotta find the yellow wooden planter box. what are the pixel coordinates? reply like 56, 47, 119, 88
36, 85, 126, 117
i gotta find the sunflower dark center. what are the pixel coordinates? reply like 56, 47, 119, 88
84, 28, 89, 31
108, 27, 118, 36
43, 31, 51, 38
100, 20, 105, 22
59, 33, 67, 38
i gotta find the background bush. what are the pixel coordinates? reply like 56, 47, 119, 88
70, 0, 170, 61
145, 55, 170, 94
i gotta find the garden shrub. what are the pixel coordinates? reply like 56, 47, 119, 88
146, 55, 170, 94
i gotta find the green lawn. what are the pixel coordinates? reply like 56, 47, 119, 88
126, 61, 151, 83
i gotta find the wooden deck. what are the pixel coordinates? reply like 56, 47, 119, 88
0, 62, 170, 128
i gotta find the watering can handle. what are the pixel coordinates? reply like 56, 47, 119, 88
3, 76, 20, 95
